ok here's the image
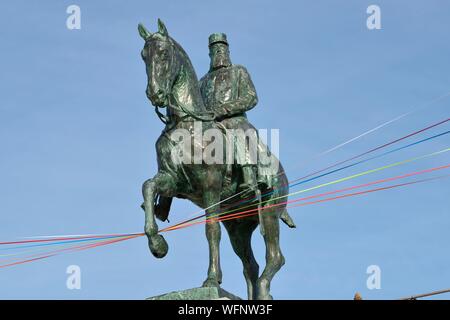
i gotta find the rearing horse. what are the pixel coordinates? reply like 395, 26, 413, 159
138, 19, 295, 300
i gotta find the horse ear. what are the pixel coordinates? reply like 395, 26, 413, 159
157, 18, 168, 36
138, 23, 152, 40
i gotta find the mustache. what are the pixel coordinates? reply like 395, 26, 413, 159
212, 55, 230, 63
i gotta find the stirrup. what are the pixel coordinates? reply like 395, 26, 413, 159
255, 189, 265, 236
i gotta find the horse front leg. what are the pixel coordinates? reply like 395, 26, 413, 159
142, 171, 175, 258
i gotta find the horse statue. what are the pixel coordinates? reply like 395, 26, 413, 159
138, 19, 295, 300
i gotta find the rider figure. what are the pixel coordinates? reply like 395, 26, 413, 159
199, 33, 259, 193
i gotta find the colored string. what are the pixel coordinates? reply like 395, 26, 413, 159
0, 235, 135, 264
0, 235, 141, 269
216, 175, 448, 224
166, 173, 448, 232
183, 117, 449, 221
160, 146, 450, 232
2, 168, 448, 268
229, 129, 450, 210
162, 165, 449, 232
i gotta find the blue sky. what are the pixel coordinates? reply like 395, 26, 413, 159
0, 0, 449, 299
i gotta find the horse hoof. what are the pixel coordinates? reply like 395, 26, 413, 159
256, 294, 273, 300
202, 278, 220, 288
148, 234, 168, 258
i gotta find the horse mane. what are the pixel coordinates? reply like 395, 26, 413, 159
168, 36, 206, 110
170, 38, 200, 83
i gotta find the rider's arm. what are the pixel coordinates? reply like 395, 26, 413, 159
216, 66, 258, 118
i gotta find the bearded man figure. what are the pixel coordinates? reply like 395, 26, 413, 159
199, 33, 261, 194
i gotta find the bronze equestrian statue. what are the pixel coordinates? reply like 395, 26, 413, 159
138, 19, 295, 300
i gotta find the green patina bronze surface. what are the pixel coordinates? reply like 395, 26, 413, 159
138, 19, 296, 300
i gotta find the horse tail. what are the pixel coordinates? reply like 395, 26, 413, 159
280, 209, 296, 228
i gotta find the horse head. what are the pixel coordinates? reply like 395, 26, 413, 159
139, 19, 208, 125
138, 19, 183, 108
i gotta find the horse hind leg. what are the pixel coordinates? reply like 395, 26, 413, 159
223, 219, 259, 300
202, 182, 223, 288
256, 208, 285, 300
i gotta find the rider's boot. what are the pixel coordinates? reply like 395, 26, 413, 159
239, 165, 259, 195
240, 165, 266, 235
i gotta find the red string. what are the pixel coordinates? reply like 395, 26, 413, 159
0, 235, 141, 269
161, 165, 450, 232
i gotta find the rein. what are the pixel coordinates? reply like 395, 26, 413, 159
153, 94, 216, 128
154, 106, 170, 125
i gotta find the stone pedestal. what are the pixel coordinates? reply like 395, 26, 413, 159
147, 287, 242, 300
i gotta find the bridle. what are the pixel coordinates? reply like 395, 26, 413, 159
149, 40, 216, 127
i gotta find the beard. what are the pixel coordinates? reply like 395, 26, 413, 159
210, 53, 231, 70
